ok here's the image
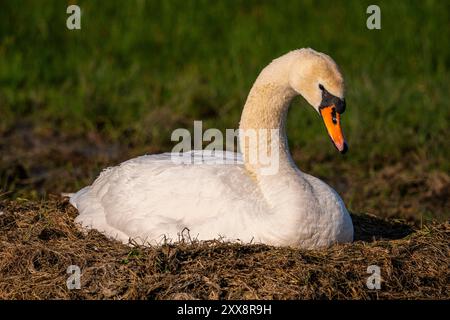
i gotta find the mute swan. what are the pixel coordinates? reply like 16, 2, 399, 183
69, 48, 353, 248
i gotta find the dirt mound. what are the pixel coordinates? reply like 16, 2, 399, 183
0, 199, 448, 299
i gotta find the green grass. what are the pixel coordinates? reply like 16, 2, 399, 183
0, 1, 449, 219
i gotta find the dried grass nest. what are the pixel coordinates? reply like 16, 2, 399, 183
0, 198, 448, 299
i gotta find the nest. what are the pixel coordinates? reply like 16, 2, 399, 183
0, 198, 448, 299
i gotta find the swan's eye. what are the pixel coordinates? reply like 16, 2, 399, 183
319, 84, 324, 90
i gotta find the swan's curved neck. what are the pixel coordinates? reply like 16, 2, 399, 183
239, 53, 300, 177
238, 54, 318, 245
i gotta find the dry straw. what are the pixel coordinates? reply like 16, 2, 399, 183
0, 199, 448, 299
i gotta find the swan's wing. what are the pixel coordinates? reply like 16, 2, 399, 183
71, 151, 264, 243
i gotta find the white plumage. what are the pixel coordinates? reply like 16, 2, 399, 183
70, 49, 354, 248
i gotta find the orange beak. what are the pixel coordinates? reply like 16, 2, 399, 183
320, 105, 348, 154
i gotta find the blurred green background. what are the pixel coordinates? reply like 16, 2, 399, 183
0, 0, 449, 222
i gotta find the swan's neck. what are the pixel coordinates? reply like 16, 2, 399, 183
239, 54, 300, 178
238, 54, 320, 246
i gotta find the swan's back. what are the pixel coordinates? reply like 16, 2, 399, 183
71, 151, 267, 244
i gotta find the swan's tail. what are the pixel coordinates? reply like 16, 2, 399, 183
61, 192, 75, 198
62, 187, 92, 210
61, 192, 77, 209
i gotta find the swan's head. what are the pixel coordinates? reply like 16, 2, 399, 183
289, 49, 348, 154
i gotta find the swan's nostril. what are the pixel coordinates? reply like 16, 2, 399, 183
331, 107, 337, 124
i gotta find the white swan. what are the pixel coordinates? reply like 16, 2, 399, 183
70, 48, 353, 248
